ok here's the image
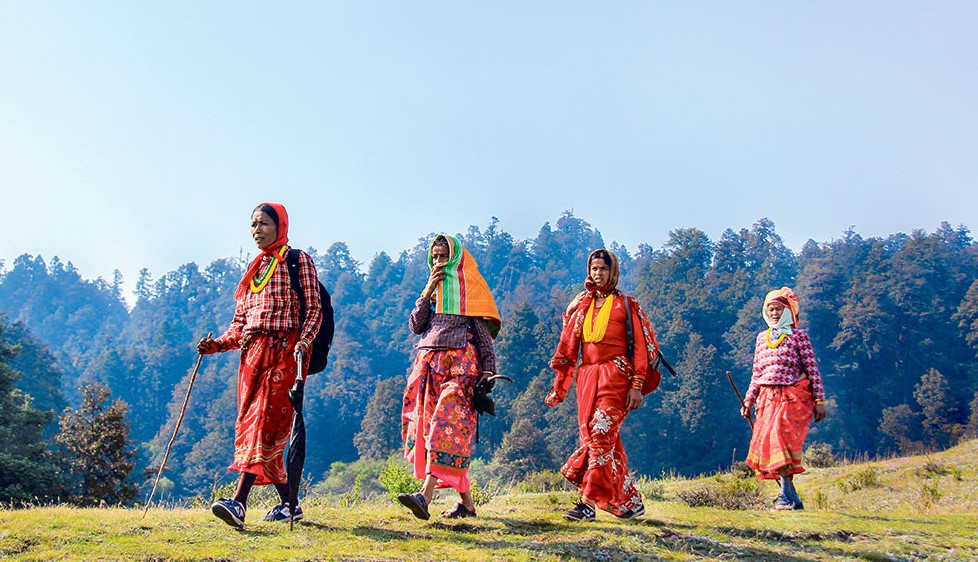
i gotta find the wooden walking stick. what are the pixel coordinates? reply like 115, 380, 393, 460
726, 370, 754, 430
142, 333, 211, 518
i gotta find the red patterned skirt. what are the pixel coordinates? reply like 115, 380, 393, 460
561, 358, 644, 517
228, 331, 299, 485
401, 342, 479, 493
746, 379, 814, 480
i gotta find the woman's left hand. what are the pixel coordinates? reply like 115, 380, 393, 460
814, 403, 827, 422
294, 339, 310, 367
626, 388, 643, 411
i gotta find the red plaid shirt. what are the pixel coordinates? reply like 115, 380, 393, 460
216, 248, 322, 349
745, 328, 825, 405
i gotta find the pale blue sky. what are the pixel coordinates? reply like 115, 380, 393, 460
2, 2, 976, 302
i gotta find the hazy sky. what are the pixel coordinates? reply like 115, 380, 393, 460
2, 2, 976, 303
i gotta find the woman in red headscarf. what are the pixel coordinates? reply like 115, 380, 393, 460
197, 202, 322, 528
741, 287, 827, 510
545, 249, 663, 522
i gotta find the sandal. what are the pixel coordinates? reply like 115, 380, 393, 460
397, 492, 431, 520
440, 502, 476, 519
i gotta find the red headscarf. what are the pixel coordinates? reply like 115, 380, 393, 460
234, 202, 290, 300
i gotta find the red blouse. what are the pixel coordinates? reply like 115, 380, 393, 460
216, 248, 322, 349
551, 296, 649, 399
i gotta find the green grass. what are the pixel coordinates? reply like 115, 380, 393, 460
3, 440, 978, 561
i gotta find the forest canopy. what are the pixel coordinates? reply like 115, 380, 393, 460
2, 213, 977, 501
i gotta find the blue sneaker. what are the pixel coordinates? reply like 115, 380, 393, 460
211, 498, 246, 529
772, 494, 796, 510
263, 503, 303, 522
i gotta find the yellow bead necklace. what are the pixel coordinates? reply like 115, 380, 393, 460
250, 246, 287, 293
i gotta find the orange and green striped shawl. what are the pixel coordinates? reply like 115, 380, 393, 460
427, 234, 502, 338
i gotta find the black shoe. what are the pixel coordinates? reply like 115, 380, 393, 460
440, 503, 476, 519
563, 502, 596, 522
615, 504, 645, 520
397, 492, 431, 520
262, 503, 304, 522
211, 498, 246, 529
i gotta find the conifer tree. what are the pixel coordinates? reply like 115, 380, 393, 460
0, 321, 61, 504
354, 376, 406, 460
489, 418, 555, 483
878, 404, 923, 454
55, 383, 137, 506
914, 369, 957, 448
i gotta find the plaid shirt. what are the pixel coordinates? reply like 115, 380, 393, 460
744, 328, 825, 405
410, 296, 497, 374
217, 249, 322, 349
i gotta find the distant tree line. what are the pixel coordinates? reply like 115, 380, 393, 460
1, 213, 977, 505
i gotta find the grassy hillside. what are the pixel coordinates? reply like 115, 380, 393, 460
3, 440, 977, 561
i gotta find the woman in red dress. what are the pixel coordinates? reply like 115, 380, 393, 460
197, 202, 322, 528
741, 287, 827, 510
546, 249, 662, 522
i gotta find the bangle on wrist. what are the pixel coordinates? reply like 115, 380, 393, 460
815, 399, 825, 405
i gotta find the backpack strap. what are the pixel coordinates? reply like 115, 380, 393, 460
285, 248, 307, 324
623, 295, 634, 361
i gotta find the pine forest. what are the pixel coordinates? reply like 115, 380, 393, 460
2, 212, 977, 505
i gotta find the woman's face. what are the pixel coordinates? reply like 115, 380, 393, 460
431, 244, 450, 267
766, 302, 786, 323
251, 210, 278, 250
589, 257, 611, 287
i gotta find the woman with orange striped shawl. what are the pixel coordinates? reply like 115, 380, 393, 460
397, 234, 501, 520
546, 249, 662, 522
741, 287, 827, 510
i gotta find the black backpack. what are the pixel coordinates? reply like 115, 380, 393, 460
285, 249, 335, 375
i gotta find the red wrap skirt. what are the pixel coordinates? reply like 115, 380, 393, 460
745, 379, 815, 480
560, 357, 644, 516
228, 331, 299, 485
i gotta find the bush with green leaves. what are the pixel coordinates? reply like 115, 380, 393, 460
514, 470, 569, 494
314, 458, 387, 499
340, 474, 364, 507
676, 474, 766, 510
639, 478, 667, 502
728, 461, 754, 479
837, 467, 880, 493
378, 458, 418, 502
469, 479, 499, 507
805, 443, 837, 468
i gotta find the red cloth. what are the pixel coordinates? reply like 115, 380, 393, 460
745, 379, 815, 480
551, 301, 645, 516
551, 296, 657, 398
401, 341, 480, 493
235, 202, 290, 300
228, 331, 298, 485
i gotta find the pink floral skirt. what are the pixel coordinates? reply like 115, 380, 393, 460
401, 343, 479, 493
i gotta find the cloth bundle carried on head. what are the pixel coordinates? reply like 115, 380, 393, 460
763, 287, 801, 325
427, 234, 502, 338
